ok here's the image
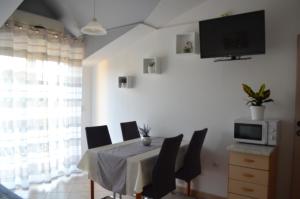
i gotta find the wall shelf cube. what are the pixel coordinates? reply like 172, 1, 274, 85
143, 57, 160, 74
118, 76, 133, 88
176, 32, 199, 54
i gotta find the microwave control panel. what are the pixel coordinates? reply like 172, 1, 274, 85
267, 120, 280, 146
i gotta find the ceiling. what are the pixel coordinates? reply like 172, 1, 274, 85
1, 0, 207, 57
0, 0, 23, 27
18, 0, 160, 37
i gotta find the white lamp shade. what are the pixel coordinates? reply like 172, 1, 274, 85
81, 18, 107, 36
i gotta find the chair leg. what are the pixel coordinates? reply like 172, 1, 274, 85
90, 180, 94, 199
187, 181, 191, 196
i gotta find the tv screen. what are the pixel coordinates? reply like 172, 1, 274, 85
199, 10, 265, 59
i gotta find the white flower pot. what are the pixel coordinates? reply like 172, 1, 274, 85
147, 66, 155, 73
141, 136, 151, 146
121, 82, 126, 88
250, 106, 265, 120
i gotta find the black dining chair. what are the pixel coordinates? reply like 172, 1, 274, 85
85, 125, 113, 199
142, 134, 184, 199
175, 128, 207, 196
120, 121, 140, 141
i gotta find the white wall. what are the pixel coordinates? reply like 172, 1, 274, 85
83, 0, 300, 198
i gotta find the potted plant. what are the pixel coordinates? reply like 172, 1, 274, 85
242, 83, 274, 120
183, 41, 193, 53
119, 77, 127, 88
147, 61, 155, 73
139, 124, 151, 146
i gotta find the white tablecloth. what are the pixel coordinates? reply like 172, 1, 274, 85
77, 138, 188, 195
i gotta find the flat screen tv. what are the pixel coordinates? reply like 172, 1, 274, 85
199, 10, 265, 60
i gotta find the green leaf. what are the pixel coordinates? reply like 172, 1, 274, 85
242, 83, 273, 106
258, 84, 266, 97
256, 99, 263, 106
263, 99, 274, 103
262, 89, 271, 99
242, 84, 255, 97
246, 100, 256, 106
254, 92, 261, 100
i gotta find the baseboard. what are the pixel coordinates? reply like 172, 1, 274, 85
176, 186, 226, 199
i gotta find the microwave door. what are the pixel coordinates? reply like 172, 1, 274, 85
234, 123, 267, 144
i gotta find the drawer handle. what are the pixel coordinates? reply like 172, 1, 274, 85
243, 158, 255, 163
243, 173, 254, 178
242, 187, 254, 192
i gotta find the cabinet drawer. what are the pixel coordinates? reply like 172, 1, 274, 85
229, 165, 269, 185
229, 179, 268, 199
230, 152, 269, 170
228, 193, 253, 199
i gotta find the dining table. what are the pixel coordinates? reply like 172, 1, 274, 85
77, 137, 189, 199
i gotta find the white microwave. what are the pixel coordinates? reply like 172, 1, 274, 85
234, 119, 280, 146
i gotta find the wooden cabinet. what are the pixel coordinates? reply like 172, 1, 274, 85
228, 193, 253, 199
229, 165, 269, 185
228, 146, 277, 199
229, 179, 268, 199
229, 152, 270, 170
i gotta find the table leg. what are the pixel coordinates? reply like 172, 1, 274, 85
135, 193, 142, 199
90, 180, 94, 199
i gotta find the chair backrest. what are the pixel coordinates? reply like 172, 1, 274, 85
152, 134, 183, 198
183, 128, 207, 179
85, 125, 112, 149
120, 121, 140, 141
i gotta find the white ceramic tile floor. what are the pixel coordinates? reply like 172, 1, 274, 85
12, 173, 194, 199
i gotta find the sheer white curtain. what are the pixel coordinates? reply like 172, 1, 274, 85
0, 21, 84, 189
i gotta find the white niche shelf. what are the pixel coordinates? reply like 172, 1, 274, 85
143, 57, 160, 74
118, 76, 133, 88
176, 32, 199, 54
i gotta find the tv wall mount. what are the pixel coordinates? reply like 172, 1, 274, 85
214, 56, 252, 62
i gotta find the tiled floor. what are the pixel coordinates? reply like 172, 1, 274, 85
13, 173, 193, 199
13, 173, 128, 199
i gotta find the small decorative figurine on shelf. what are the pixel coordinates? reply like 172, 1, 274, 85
183, 41, 193, 53
119, 77, 127, 88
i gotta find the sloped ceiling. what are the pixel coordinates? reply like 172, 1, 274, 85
18, 0, 160, 37
18, 0, 58, 19
145, 0, 206, 28
85, 0, 207, 58
17, 0, 160, 56
63, 0, 159, 30
2, 0, 207, 58
85, 0, 207, 59
0, 0, 23, 27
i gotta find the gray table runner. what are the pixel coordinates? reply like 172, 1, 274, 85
96, 137, 164, 194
